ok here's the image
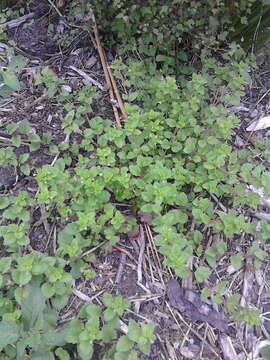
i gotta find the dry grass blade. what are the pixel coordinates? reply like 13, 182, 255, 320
72, 282, 105, 303
219, 335, 238, 360
137, 225, 145, 283
145, 224, 166, 287
115, 253, 126, 284
112, 244, 133, 260
69, 65, 103, 90
166, 301, 222, 359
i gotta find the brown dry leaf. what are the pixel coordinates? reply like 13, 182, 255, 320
138, 211, 153, 223
56, 0, 66, 9
167, 279, 229, 333
246, 116, 270, 131
240, 257, 256, 307
128, 226, 140, 239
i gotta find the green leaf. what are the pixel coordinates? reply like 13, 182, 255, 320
128, 320, 141, 342
14, 287, 28, 304
51, 294, 69, 309
6, 122, 19, 134
0, 84, 14, 97
41, 283, 55, 298
19, 153, 30, 163
183, 138, 196, 153
117, 350, 138, 360
78, 341, 93, 360
55, 348, 70, 360
11, 135, 21, 147
16, 339, 27, 358
116, 335, 134, 352
201, 287, 211, 300
137, 339, 151, 355
141, 322, 155, 342
4, 344, 17, 358
195, 266, 211, 283
32, 350, 54, 360
20, 164, 31, 176
8, 55, 28, 73
261, 345, 270, 360
101, 324, 117, 342
2, 70, 20, 91
0, 257, 11, 272
0, 197, 10, 209
205, 247, 217, 268
66, 319, 83, 344
42, 326, 69, 347
18, 119, 31, 134
21, 277, 46, 329
216, 241, 227, 254
230, 253, 243, 270
0, 320, 19, 348
12, 269, 32, 285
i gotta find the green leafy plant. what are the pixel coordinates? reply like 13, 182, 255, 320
226, 294, 261, 327
0, 55, 28, 97
35, 67, 64, 98
1, 1, 270, 358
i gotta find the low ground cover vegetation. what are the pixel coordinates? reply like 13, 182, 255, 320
1, 0, 270, 359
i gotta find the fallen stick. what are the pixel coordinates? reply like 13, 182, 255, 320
89, 9, 125, 126
91, 20, 121, 126
105, 52, 127, 119
1, 12, 35, 29
69, 65, 103, 90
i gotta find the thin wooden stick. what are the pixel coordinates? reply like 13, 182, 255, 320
115, 253, 126, 284
113, 245, 133, 260
92, 17, 121, 126
137, 225, 146, 283
105, 54, 127, 119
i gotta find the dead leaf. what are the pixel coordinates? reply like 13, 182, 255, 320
138, 211, 153, 223
180, 345, 200, 359
240, 257, 256, 307
180, 344, 218, 360
56, 0, 65, 8
167, 279, 229, 333
246, 116, 270, 131
128, 226, 140, 239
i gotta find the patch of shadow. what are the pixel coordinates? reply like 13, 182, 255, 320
0, 165, 16, 190
118, 269, 144, 298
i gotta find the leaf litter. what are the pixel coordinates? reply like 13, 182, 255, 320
167, 279, 229, 333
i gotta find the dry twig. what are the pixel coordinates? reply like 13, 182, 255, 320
137, 225, 145, 283
91, 18, 121, 126
1, 12, 35, 29
69, 65, 103, 90
115, 253, 126, 284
